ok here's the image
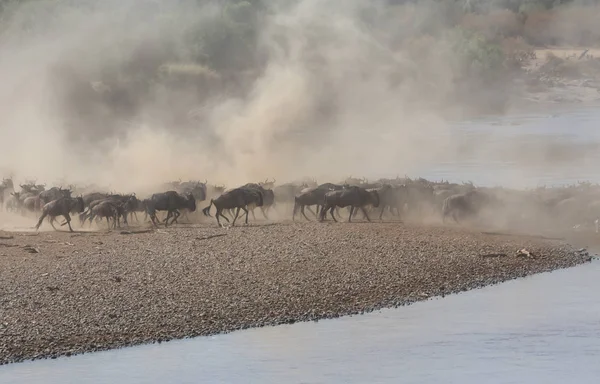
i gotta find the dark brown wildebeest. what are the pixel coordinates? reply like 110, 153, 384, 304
171, 180, 208, 223
240, 183, 275, 220
202, 187, 263, 227
293, 187, 329, 221
293, 183, 347, 221
38, 186, 72, 206
146, 191, 197, 227
88, 200, 121, 230
442, 189, 497, 224
351, 184, 406, 221
34, 196, 85, 232
80, 194, 137, 227
319, 186, 380, 222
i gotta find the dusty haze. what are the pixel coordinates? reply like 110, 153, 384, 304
0, 0, 598, 192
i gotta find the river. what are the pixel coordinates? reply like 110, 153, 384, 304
2, 106, 600, 383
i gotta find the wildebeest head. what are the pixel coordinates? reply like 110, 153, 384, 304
72, 196, 86, 213
2, 178, 14, 189
192, 182, 207, 201
259, 178, 276, 189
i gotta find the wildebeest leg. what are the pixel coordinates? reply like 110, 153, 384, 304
171, 210, 181, 226
231, 207, 242, 226
49, 217, 58, 230
218, 210, 230, 224
318, 205, 327, 222
250, 209, 257, 221
34, 211, 48, 231
330, 206, 337, 222
452, 212, 460, 224
348, 206, 354, 223
301, 205, 311, 221
360, 207, 371, 222
63, 214, 74, 232
260, 207, 269, 220
215, 208, 223, 227
306, 206, 317, 218
379, 205, 387, 220
164, 211, 172, 228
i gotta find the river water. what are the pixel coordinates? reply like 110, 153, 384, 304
2, 107, 600, 383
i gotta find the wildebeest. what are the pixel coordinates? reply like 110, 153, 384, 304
319, 186, 380, 222
80, 194, 138, 227
6, 192, 21, 212
146, 191, 197, 227
0, 178, 15, 210
258, 178, 276, 190
34, 196, 85, 232
351, 184, 406, 221
88, 200, 121, 229
442, 189, 497, 224
293, 187, 329, 221
292, 183, 347, 220
38, 187, 72, 206
202, 187, 263, 227
240, 183, 275, 220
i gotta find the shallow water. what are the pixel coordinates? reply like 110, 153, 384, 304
2, 107, 600, 383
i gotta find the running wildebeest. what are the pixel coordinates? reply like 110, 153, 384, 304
442, 189, 498, 224
240, 183, 275, 220
293, 183, 347, 220
319, 186, 380, 222
88, 200, 121, 230
293, 187, 330, 221
38, 187, 72, 206
351, 184, 406, 221
80, 194, 137, 227
146, 191, 197, 227
34, 196, 85, 232
202, 187, 263, 227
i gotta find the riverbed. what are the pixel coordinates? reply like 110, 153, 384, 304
1, 260, 598, 384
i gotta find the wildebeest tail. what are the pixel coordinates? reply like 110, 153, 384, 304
202, 199, 214, 217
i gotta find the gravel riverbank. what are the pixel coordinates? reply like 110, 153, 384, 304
0, 222, 592, 365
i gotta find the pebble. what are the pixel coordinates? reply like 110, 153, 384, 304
0, 222, 590, 365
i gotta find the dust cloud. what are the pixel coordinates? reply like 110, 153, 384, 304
0, 0, 594, 192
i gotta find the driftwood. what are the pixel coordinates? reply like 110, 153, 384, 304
195, 233, 228, 241
120, 229, 154, 235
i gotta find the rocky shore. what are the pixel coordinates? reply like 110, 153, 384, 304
0, 222, 592, 365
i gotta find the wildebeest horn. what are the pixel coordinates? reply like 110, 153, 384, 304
204, 179, 207, 185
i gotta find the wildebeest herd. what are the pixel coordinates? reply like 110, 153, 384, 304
2, 175, 600, 234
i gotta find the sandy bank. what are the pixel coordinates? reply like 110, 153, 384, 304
0, 222, 592, 365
